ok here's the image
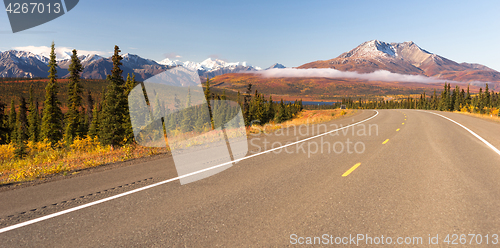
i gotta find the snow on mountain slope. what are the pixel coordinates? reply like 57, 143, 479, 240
299, 40, 500, 84
158, 58, 183, 67
339, 40, 397, 58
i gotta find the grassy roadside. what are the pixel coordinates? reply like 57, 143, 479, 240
0, 108, 357, 185
0, 138, 169, 185
452, 110, 500, 124
248, 109, 357, 134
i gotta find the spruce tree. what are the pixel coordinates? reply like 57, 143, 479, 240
15, 97, 28, 157
8, 99, 17, 143
484, 83, 491, 108
243, 84, 253, 126
181, 88, 194, 132
275, 100, 286, 123
447, 83, 453, 111
86, 90, 94, 121
27, 84, 40, 142
466, 84, 471, 106
454, 86, 462, 111
431, 89, 438, 110
478, 88, 484, 113
267, 95, 275, 121
204, 77, 213, 127
99, 45, 130, 147
88, 103, 100, 138
64, 49, 84, 144
40, 42, 63, 145
0, 101, 7, 144
439, 84, 448, 110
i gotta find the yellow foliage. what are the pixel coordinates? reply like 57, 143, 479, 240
0, 135, 169, 185
70, 136, 101, 152
0, 143, 15, 162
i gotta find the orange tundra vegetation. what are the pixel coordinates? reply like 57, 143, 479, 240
209, 73, 483, 101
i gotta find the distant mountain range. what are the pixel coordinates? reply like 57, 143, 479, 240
206, 40, 500, 100
1, 40, 499, 87
0, 50, 285, 81
299, 40, 500, 84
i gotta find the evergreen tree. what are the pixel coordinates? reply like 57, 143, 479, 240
84, 90, 94, 134
438, 83, 448, 111
478, 87, 484, 113
484, 83, 491, 108
267, 95, 275, 121
181, 88, 194, 132
466, 84, 471, 106
64, 49, 84, 144
194, 104, 210, 132
27, 84, 40, 142
40, 42, 63, 145
0, 101, 7, 144
15, 97, 28, 157
275, 99, 286, 123
243, 83, 253, 126
99, 45, 130, 147
204, 77, 213, 127
446, 83, 453, 111
8, 99, 16, 143
124, 73, 137, 96
431, 89, 438, 110
454, 85, 463, 111
88, 103, 100, 138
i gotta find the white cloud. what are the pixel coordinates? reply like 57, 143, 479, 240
163, 52, 182, 59
13, 45, 108, 60
253, 68, 451, 84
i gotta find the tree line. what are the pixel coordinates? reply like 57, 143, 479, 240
305, 83, 500, 115
0, 43, 136, 156
0, 43, 303, 157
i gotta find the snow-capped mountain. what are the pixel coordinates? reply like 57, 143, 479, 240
300, 40, 500, 83
0, 50, 264, 80
158, 58, 183, 67
158, 57, 262, 78
0, 50, 54, 78
267, 63, 286, 69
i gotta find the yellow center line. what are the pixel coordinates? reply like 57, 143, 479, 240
382, 139, 389, 144
342, 163, 361, 177
402, 123, 405, 125
396, 128, 400, 131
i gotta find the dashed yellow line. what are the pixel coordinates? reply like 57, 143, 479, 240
396, 128, 400, 131
382, 139, 389, 144
342, 163, 361, 177
402, 123, 405, 125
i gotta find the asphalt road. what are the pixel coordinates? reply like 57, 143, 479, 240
1, 109, 500, 247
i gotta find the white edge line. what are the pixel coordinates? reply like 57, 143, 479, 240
416, 110, 500, 156
0, 110, 379, 234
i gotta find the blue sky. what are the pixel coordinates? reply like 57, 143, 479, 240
1, 0, 499, 70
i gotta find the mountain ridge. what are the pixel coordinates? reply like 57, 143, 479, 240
0, 50, 268, 81
299, 40, 500, 83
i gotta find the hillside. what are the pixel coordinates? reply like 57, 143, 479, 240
299, 40, 500, 85
209, 73, 482, 101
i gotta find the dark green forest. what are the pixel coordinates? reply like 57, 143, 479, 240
305, 83, 500, 115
